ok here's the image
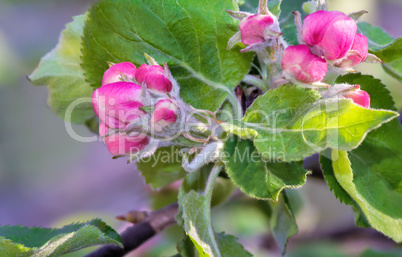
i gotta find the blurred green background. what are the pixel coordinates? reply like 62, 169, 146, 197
0, 0, 401, 256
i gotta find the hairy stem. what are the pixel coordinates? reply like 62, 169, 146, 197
258, 0, 269, 14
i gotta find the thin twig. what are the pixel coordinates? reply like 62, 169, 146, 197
84, 202, 179, 257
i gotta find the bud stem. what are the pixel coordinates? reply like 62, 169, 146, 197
258, 0, 269, 15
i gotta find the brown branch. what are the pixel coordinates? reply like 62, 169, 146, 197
85, 202, 178, 257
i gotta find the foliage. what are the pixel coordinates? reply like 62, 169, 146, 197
0, 219, 122, 256
25, 0, 402, 256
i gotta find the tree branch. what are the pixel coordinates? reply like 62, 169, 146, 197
85, 202, 179, 257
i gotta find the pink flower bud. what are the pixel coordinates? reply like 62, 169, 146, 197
342, 85, 370, 108
150, 99, 178, 132
99, 122, 149, 156
337, 34, 368, 68
102, 62, 137, 86
135, 64, 172, 93
302, 10, 357, 60
281, 45, 327, 84
239, 14, 275, 45
92, 82, 146, 129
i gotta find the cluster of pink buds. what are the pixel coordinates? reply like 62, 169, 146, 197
282, 10, 371, 85
92, 61, 180, 157
279, 10, 373, 107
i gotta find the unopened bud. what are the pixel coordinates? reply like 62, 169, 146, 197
102, 62, 137, 86
135, 64, 173, 93
342, 85, 370, 108
99, 122, 149, 157
282, 45, 327, 84
150, 99, 178, 133
302, 10, 357, 60
239, 14, 275, 45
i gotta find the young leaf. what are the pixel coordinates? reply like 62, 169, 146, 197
214, 232, 252, 257
371, 37, 402, 82
136, 146, 187, 190
357, 22, 395, 52
222, 85, 398, 162
320, 152, 370, 228
0, 219, 122, 256
81, 0, 254, 111
178, 164, 251, 257
330, 73, 402, 242
177, 235, 197, 257
269, 191, 298, 255
268, 0, 283, 17
332, 150, 402, 243
29, 13, 95, 124
222, 135, 310, 200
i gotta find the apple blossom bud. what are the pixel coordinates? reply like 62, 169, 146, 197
92, 81, 146, 129
99, 122, 149, 156
102, 62, 137, 86
337, 34, 368, 68
282, 45, 327, 84
302, 10, 357, 60
238, 14, 275, 45
342, 85, 370, 108
135, 64, 172, 93
150, 99, 178, 133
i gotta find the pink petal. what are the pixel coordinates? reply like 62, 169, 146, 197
92, 82, 145, 129
303, 11, 357, 60
135, 64, 172, 93
99, 122, 149, 156
339, 34, 369, 68
150, 99, 178, 132
102, 62, 137, 86
343, 86, 370, 108
282, 45, 327, 83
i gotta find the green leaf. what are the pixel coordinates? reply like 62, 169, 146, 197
0, 219, 123, 257
179, 165, 251, 257
214, 232, 252, 257
137, 146, 187, 190
222, 135, 310, 200
81, 0, 254, 111
29, 13, 95, 124
357, 22, 395, 52
332, 150, 402, 242
222, 85, 398, 162
320, 151, 370, 228
0, 237, 31, 256
269, 191, 298, 255
268, 0, 283, 17
371, 37, 402, 82
331, 73, 402, 242
177, 236, 197, 257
